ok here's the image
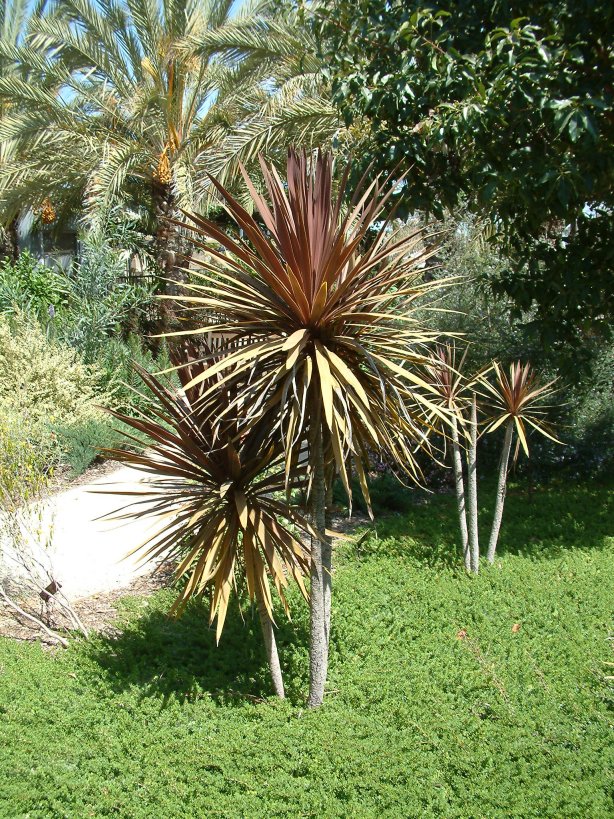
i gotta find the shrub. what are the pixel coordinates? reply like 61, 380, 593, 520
0, 251, 67, 324
51, 418, 117, 476
58, 235, 154, 362
0, 314, 107, 469
95, 334, 173, 415
0, 413, 49, 510
53, 416, 150, 476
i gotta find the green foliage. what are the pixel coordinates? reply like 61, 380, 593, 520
57, 235, 154, 364
424, 212, 547, 368
318, 0, 614, 351
412, 215, 613, 476
526, 344, 614, 478
0, 235, 167, 479
0, 480, 612, 815
333, 472, 417, 515
0, 413, 49, 510
0, 250, 67, 322
566, 345, 614, 474
51, 417, 123, 477
50, 414, 150, 477
95, 334, 172, 415
0, 313, 107, 468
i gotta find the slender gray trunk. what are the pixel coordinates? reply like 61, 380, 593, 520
487, 420, 514, 564
307, 430, 331, 708
256, 596, 285, 699
451, 415, 470, 572
324, 481, 334, 648
467, 395, 480, 574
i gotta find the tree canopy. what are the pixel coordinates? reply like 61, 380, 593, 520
318, 0, 614, 356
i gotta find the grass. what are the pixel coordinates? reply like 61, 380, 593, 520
0, 479, 612, 817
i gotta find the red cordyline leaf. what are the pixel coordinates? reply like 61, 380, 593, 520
425, 343, 469, 410
424, 345, 495, 439
99, 342, 313, 642
478, 360, 562, 457
166, 148, 453, 513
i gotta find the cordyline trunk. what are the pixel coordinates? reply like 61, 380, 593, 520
487, 420, 514, 564
324, 476, 334, 647
256, 596, 285, 699
307, 428, 332, 708
467, 395, 480, 574
451, 415, 470, 572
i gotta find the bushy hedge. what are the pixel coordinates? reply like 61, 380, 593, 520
0, 314, 107, 468
0, 229, 166, 478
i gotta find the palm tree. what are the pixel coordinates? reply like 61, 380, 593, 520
0, 0, 50, 258
183, 0, 346, 203
0, 0, 255, 278
480, 361, 561, 563
0, 0, 344, 274
167, 149, 449, 706
426, 344, 472, 570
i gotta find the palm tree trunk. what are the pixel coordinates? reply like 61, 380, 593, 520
487, 420, 514, 564
451, 415, 470, 572
467, 395, 479, 574
256, 596, 285, 699
1, 215, 19, 262
307, 429, 331, 708
152, 181, 188, 330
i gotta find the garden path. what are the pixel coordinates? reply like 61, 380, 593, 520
1, 464, 166, 602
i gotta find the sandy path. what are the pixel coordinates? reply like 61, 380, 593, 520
1, 464, 167, 602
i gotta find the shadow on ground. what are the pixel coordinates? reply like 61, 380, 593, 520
82, 480, 612, 706
342, 479, 613, 567
84, 595, 309, 706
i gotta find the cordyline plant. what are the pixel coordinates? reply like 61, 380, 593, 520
102, 343, 313, 698
479, 361, 561, 564
426, 344, 506, 574
426, 343, 475, 572
426, 353, 561, 573
167, 148, 449, 706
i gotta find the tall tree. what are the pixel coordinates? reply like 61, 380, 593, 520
0, 0, 49, 259
184, 0, 346, 201
0, 0, 346, 276
317, 0, 614, 358
0, 0, 245, 279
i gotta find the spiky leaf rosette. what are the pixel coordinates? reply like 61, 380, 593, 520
425, 343, 493, 435
426, 343, 470, 412
478, 360, 562, 457
102, 344, 312, 642
168, 149, 449, 512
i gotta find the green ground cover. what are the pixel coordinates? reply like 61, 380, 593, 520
0, 480, 612, 818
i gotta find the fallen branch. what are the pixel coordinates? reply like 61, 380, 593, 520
0, 587, 69, 647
